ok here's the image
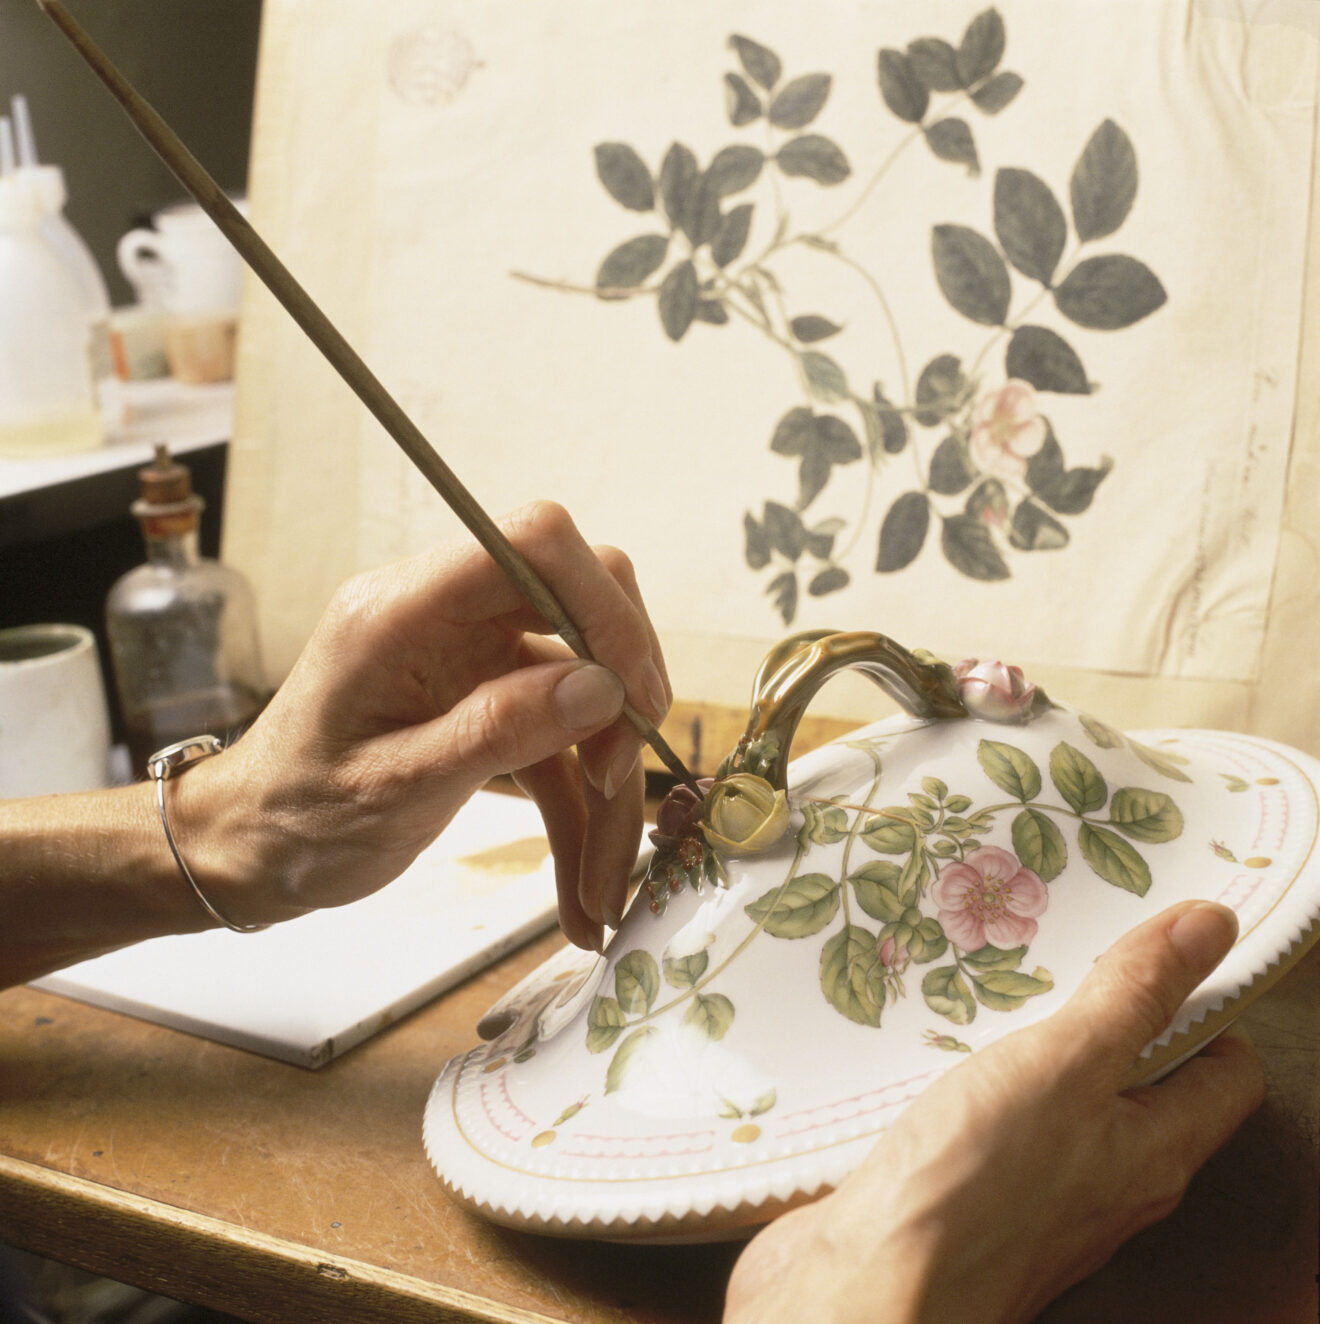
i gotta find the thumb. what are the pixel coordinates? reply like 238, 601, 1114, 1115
427, 660, 626, 786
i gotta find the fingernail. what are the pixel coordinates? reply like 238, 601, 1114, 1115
1169, 902, 1238, 973
641, 658, 669, 720
602, 745, 640, 801
554, 664, 625, 730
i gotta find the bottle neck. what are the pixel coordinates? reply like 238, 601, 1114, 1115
142, 524, 201, 568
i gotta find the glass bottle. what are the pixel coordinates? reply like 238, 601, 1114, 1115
106, 445, 269, 775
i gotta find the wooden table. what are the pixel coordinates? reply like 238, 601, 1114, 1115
2, 925, 1317, 1323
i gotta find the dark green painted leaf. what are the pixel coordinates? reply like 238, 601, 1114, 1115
767, 570, 798, 624
730, 34, 782, 90
957, 8, 1006, 86
925, 118, 979, 175
971, 70, 1022, 114
1050, 742, 1108, 814
1054, 255, 1167, 331
745, 873, 840, 937
1009, 500, 1069, 551
594, 142, 654, 212
870, 387, 909, 456
791, 314, 844, 343
809, 566, 850, 599
851, 860, 907, 922
877, 491, 931, 572
605, 1026, 659, 1093
595, 234, 669, 293
978, 738, 1042, 801
972, 967, 1053, 1010
922, 964, 976, 1025
913, 354, 967, 426
994, 167, 1066, 285
679, 176, 721, 247
932, 224, 1011, 326
724, 72, 763, 126
861, 817, 917, 854
770, 73, 832, 129
763, 500, 806, 558
770, 406, 815, 456
942, 513, 1010, 580
658, 142, 699, 231
966, 477, 1009, 525
696, 298, 730, 325
803, 521, 837, 560
1025, 432, 1112, 514
743, 511, 771, 570
1071, 119, 1138, 242
816, 414, 863, 463
706, 145, 765, 197
615, 949, 660, 1014
777, 134, 851, 185
712, 203, 754, 268
586, 996, 626, 1052
1011, 808, 1067, 881
803, 350, 849, 402
663, 949, 709, 988
907, 37, 963, 91
821, 926, 885, 1026
962, 942, 1030, 972
684, 992, 735, 1041
658, 260, 699, 341
877, 48, 929, 123
1128, 739, 1194, 784
1078, 822, 1152, 895
1109, 787, 1184, 843
1006, 325, 1090, 394
929, 435, 975, 494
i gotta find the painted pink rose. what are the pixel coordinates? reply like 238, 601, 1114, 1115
878, 934, 910, 972
931, 845, 1048, 951
968, 380, 1047, 479
953, 658, 1036, 723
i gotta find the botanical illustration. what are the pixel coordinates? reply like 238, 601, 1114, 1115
521, 8, 1167, 623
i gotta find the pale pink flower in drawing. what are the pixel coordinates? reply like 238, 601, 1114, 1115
953, 658, 1037, 723
931, 845, 1048, 951
968, 379, 1047, 479
877, 934, 910, 973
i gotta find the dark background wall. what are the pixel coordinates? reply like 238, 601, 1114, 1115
1, 0, 263, 306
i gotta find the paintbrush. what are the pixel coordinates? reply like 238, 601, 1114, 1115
37, 0, 702, 796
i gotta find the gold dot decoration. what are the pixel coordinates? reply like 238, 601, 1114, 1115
731, 1123, 761, 1144
1244, 857, 1271, 869
531, 1130, 556, 1148
481, 1057, 507, 1074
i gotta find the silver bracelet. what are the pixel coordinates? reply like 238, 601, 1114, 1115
147, 735, 269, 934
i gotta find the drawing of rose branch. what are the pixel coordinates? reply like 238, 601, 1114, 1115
519, 9, 1167, 624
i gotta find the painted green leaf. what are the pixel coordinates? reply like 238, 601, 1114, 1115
877, 491, 931, 573
658, 142, 699, 230
809, 566, 849, 596
925, 118, 979, 175
712, 204, 754, 268
966, 477, 1009, 527
862, 817, 917, 853
957, 8, 1006, 86
821, 926, 885, 1026
877, 48, 929, 122
943, 515, 1010, 581
978, 739, 1043, 802
767, 570, 798, 625
871, 385, 909, 455
914, 353, 967, 426
769, 73, 832, 130
743, 511, 771, 570
663, 949, 709, 989
745, 873, 840, 938
696, 299, 730, 326
730, 34, 781, 90
1050, 742, 1108, 814
657, 260, 699, 341
803, 351, 850, 402
1009, 500, 1069, 551
684, 992, 736, 1041
1070, 119, 1138, 242
605, 1026, 659, 1093
724, 72, 763, 127
971, 70, 1022, 114
1006, 326, 1090, 394
1128, 739, 1194, 783
1078, 822, 1152, 895
1080, 713, 1125, 749
907, 37, 962, 91
1026, 432, 1113, 514
898, 840, 930, 902
770, 407, 815, 457
1109, 787, 1184, 843
994, 167, 1066, 285
1011, 808, 1067, 881
929, 435, 975, 495
922, 964, 977, 1025
706, 145, 765, 197
1054, 255, 1167, 331
932, 225, 1011, 326
595, 234, 669, 293
586, 996, 626, 1053
972, 967, 1054, 1010
791, 314, 844, 343
801, 801, 851, 844
594, 142, 654, 212
776, 134, 851, 185
961, 942, 1029, 972
615, 950, 660, 1014
851, 861, 907, 922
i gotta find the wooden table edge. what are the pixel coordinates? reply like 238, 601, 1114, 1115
0, 1153, 562, 1324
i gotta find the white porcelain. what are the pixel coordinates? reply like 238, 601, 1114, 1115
424, 634, 1320, 1242
116, 200, 246, 317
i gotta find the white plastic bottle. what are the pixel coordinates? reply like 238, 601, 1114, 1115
0, 173, 104, 457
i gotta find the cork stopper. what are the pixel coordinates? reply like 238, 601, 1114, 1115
132, 443, 204, 535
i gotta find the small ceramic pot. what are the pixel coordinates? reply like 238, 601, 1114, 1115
425, 631, 1320, 1242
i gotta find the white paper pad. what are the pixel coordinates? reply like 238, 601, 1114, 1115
34, 790, 560, 1067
